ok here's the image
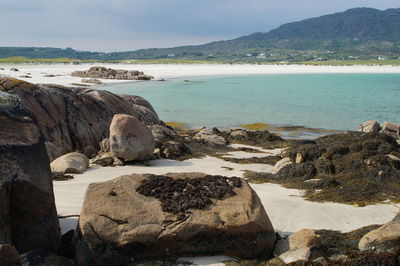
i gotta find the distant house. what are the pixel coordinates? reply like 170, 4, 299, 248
167, 54, 175, 57
256, 53, 266, 59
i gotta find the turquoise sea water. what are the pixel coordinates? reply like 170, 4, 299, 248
102, 74, 400, 130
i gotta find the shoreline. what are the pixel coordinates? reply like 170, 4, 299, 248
2, 63, 400, 87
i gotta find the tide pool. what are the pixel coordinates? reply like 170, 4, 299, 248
102, 74, 400, 130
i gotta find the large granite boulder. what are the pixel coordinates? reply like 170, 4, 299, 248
50, 152, 89, 174
0, 92, 60, 253
72, 66, 154, 80
109, 114, 155, 161
75, 173, 276, 265
0, 77, 159, 157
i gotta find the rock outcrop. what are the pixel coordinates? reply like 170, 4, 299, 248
275, 132, 400, 204
0, 77, 160, 157
75, 173, 276, 265
0, 92, 60, 253
50, 152, 89, 174
72, 66, 154, 80
109, 114, 155, 161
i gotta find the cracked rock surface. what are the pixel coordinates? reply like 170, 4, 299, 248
0, 93, 60, 253
75, 172, 275, 265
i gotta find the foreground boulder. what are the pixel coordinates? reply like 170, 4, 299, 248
72, 66, 154, 80
0, 92, 60, 253
0, 77, 159, 157
110, 114, 155, 161
76, 173, 275, 265
50, 152, 89, 174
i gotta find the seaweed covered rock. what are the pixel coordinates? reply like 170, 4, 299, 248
109, 114, 155, 161
0, 77, 159, 157
72, 66, 154, 80
150, 124, 191, 159
0, 92, 60, 253
224, 128, 284, 148
76, 173, 275, 265
276, 132, 400, 204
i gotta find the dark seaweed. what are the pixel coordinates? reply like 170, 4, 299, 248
137, 175, 242, 214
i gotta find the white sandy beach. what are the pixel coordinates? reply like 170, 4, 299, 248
55, 145, 400, 236
3, 64, 399, 265
2, 63, 400, 87
55, 145, 400, 265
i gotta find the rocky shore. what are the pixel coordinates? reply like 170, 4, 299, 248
71, 66, 154, 81
1, 77, 400, 265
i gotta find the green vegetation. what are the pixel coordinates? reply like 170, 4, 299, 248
0, 56, 100, 64
1, 8, 400, 64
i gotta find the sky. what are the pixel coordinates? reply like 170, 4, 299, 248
0, 0, 399, 52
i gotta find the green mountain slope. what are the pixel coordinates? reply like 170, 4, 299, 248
1, 7, 399, 62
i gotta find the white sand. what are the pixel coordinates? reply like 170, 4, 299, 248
1, 63, 400, 86
55, 149, 399, 236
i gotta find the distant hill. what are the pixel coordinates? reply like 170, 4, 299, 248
241, 8, 400, 41
1, 7, 400, 62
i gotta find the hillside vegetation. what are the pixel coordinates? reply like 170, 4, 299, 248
1, 8, 400, 63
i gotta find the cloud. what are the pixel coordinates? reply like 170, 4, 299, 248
0, 0, 399, 51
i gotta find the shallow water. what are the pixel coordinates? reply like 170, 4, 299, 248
102, 73, 400, 130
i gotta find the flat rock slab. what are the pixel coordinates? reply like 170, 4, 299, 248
76, 173, 275, 265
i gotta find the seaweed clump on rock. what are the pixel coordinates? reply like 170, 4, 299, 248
246, 132, 400, 205
137, 175, 242, 214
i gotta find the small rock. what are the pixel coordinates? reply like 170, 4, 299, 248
295, 152, 304, 163
279, 247, 313, 264
289, 229, 320, 250
358, 120, 380, 133
50, 152, 89, 174
10, 68, 19, 71
92, 156, 114, 167
273, 157, 293, 174
44, 74, 56, 77
81, 78, 103, 85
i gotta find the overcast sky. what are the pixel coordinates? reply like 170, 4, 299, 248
0, 0, 399, 52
